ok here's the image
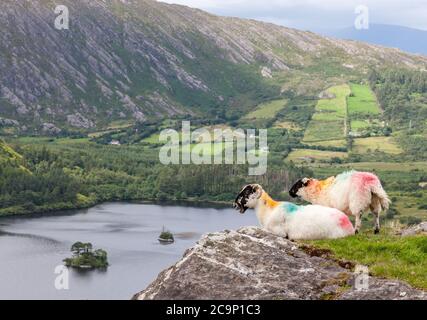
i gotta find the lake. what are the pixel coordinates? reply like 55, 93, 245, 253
0, 202, 258, 300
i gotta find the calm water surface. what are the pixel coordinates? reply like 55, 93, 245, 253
0, 202, 257, 300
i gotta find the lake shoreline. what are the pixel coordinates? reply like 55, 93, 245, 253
0, 198, 232, 220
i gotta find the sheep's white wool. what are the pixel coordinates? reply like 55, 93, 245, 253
293, 170, 390, 232
258, 202, 354, 240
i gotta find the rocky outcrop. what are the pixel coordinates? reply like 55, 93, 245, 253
41, 123, 62, 135
134, 227, 426, 300
318, 91, 336, 99
398, 222, 427, 237
0, 117, 19, 127
66, 113, 94, 129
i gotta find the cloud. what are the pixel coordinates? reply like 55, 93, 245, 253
158, 0, 427, 31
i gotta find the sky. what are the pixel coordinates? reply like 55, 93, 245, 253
158, 0, 427, 32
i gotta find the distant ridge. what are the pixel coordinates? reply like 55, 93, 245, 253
329, 24, 427, 56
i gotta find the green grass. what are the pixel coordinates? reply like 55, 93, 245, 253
303, 84, 350, 143
305, 231, 427, 289
189, 142, 231, 157
54, 138, 91, 145
0, 140, 23, 161
303, 120, 345, 142
304, 139, 347, 148
353, 137, 402, 154
274, 120, 300, 130
13, 137, 91, 146
142, 133, 161, 144
286, 149, 347, 162
315, 84, 350, 119
159, 141, 234, 158
393, 194, 427, 219
143, 125, 235, 145
13, 136, 53, 144
244, 99, 287, 120
348, 83, 380, 115
350, 120, 370, 130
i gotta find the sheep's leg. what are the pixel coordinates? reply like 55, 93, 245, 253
372, 210, 380, 234
354, 212, 363, 234
370, 200, 381, 234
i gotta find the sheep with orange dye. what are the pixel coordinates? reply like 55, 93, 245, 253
233, 184, 355, 240
289, 170, 390, 234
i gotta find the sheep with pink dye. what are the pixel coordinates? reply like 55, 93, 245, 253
233, 184, 354, 240
289, 170, 390, 234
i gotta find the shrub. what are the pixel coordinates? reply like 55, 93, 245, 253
399, 216, 422, 226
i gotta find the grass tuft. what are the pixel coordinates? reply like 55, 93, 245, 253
302, 230, 427, 289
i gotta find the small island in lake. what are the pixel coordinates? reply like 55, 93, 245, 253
158, 228, 174, 244
63, 242, 109, 269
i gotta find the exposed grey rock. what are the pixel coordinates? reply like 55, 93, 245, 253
41, 123, 62, 135
261, 66, 273, 78
134, 227, 426, 300
318, 90, 336, 99
339, 279, 426, 300
66, 113, 94, 129
1, 87, 29, 114
398, 222, 427, 237
0, 117, 19, 127
142, 92, 190, 116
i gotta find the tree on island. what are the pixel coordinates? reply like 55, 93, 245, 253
64, 242, 109, 269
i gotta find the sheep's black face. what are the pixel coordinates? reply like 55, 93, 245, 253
289, 178, 310, 198
233, 184, 259, 214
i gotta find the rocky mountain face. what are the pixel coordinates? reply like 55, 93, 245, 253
1, 0, 427, 133
134, 227, 426, 300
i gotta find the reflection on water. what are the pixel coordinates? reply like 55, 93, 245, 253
174, 232, 201, 240
0, 202, 257, 300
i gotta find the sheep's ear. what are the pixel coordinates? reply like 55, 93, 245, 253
252, 184, 261, 191
251, 184, 263, 197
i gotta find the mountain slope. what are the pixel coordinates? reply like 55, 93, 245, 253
0, 140, 22, 162
1, 0, 427, 133
330, 24, 427, 56
0, 139, 27, 173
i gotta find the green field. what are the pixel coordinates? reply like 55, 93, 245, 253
348, 83, 381, 115
350, 120, 370, 130
352, 136, 402, 154
303, 85, 350, 143
244, 99, 287, 120
0, 140, 23, 161
314, 85, 349, 119
170, 142, 233, 157
286, 149, 347, 162
142, 133, 161, 144
303, 120, 346, 142
274, 120, 300, 130
304, 139, 347, 148
393, 194, 427, 219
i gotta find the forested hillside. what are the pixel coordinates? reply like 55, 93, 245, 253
0, 139, 309, 216
369, 69, 427, 160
